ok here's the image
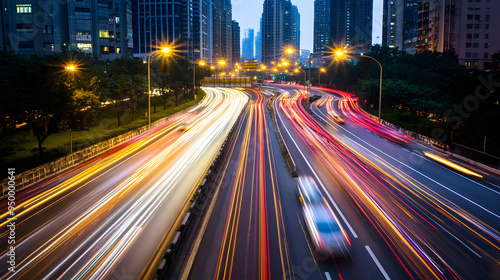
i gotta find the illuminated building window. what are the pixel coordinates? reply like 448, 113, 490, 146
465, 61, 478, 67
16, 4, 31, 13
77, 43, 92, 52
99, 29, 109, 38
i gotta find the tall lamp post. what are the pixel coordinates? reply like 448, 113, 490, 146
294, 68, 306, 91
218, 60, 226, 87
360, 54, 383, 124
319, 67, 326, 87
286, 47, 314, 92
193, 60, 205, 99
148, 47, 170, 128
334, 50, 383, 124
64, 63, 77, 154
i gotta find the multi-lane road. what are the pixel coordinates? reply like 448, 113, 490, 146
2, 84, 499, 279
188, 84, 500, 280
0, 88, 248, 279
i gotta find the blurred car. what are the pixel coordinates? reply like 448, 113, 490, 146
297, 176, 348, 257
178, 123, 191, 132
303, 203, 344, 256
297, 176, 323, 204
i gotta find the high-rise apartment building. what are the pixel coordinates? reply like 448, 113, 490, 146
314, 0, 372, 55
132, 0, 192, 59
242, 29, 254, 60
291, 5, 300, 51
261, 0, 300, 64
193, 0, 213, 63
133, 0, 212, 62
417, 0, 499, 69
2, 0, 133, 59
232, 20, 240, 64
212, 0, 232, 63
262, 0, 284, 64
313, 0, 331, 55
382, 0, 419, 53
255, 27, 262, 63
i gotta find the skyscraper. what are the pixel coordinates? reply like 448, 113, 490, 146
133, 0, 192, 59
232, 20, 240, 64
242, 29, 255, 60
314, 0, 373, 55
212, 0, 232, 63
193, 0, 213, 63
382, 0, 418, 53
417, 0, 500, 69
261, 0, 300, 64
255, 26, 262, 63
2, 0, 133, 59
313, 0, 331, 55
291, 5, 300, 51
262, 0, 284, 64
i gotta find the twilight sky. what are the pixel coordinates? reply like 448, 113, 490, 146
233, 0, 383, 52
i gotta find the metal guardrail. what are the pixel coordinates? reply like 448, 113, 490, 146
0, 105, 200, 199
450, 143, 500, 169
266, 91, 297, 177
355, 102, 500, 171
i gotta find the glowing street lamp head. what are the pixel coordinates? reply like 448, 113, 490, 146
286, 48, 294, 55
199, 61, 206, 66
261, 65, 266, 70
65, 65, 76, 71
218, 60, 226, 65
210, 66, 215, 70
161, 47, 170, 54
320, 67, 326, 72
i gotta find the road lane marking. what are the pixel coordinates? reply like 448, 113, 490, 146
412, 153, 500, 196
401, 196, 482, 258
365, 246, 391, 280
275, 98, 358, 239
325, 272, 332, 280
318, 111, 500, 219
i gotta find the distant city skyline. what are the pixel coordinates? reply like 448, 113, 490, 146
233, 0, 383, 52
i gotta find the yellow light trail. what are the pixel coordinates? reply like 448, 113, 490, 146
423, 152, 483, 178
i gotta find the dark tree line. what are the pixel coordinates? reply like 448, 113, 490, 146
321, 45, 500, 155
0, 51, 211, 157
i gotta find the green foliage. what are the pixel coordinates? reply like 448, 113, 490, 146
326, 45, 500, 156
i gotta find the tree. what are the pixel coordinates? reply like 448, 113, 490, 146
20, 55, 73, 157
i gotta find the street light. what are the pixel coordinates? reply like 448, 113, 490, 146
295, 68, 306, 91
148, 46, 171, 128
64, 62, 78, 153
193, 60, 205, 100
319, 67, 326, 87
360, 54, 383, 124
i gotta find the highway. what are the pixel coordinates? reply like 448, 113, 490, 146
188, 87, 408, 280
189, 88, 300, 279
272, 84, 500, 279
0, 88, 248, 280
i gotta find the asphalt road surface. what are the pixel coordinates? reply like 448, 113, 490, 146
0, 88, 248, 280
